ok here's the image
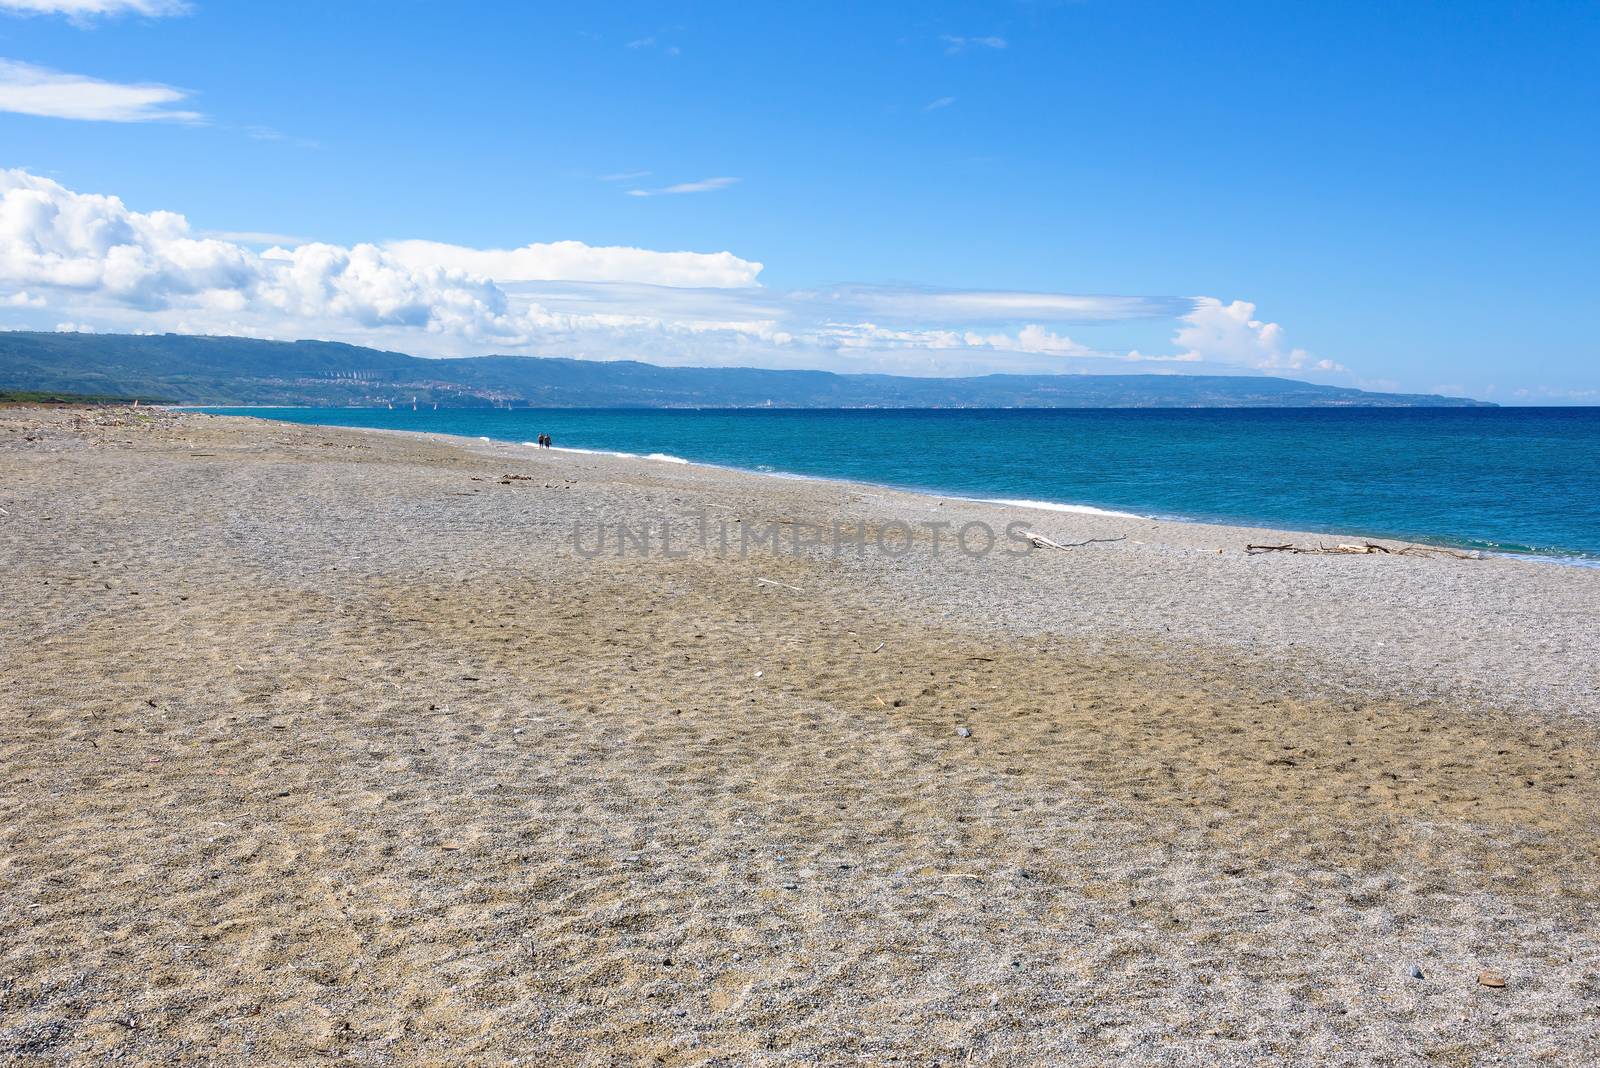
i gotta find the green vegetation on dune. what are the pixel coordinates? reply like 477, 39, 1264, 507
0, 388, 153, 405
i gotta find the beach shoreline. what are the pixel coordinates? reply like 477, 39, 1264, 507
186, 404, 1600, 569
4, 405, 1598, 1064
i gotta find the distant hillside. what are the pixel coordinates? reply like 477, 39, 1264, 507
0, 331, 1493, 408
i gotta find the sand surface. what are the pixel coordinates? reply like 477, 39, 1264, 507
2, 407, 1598, 1065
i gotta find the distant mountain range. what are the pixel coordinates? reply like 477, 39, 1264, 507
0, 331, 1493, 408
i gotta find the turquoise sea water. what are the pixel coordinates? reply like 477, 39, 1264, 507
199, 407, 1600, 562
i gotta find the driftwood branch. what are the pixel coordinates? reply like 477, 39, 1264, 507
1245, 541, 1477, 559
1021, 531, 1127, 551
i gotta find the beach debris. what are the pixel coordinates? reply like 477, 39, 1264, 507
756, 577, 803, 593
1246, 541, 1477, 559
1020, 531, 1127, 551
956, 726, 973, 738
1477, 970, 1506, 988
1407, 964, 1426, 980
871, 641, 886, 654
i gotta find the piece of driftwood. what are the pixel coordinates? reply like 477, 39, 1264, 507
1021, 531, 1127, 551
1245, 541, 1477, 559
755, 577, 804, 592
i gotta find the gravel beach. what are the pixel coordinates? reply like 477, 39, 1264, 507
3, 407, 1597, 1065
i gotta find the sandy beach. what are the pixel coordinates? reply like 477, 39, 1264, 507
3, 405, 1598, 1065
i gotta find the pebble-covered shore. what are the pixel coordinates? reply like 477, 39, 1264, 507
2, 407, 1596, 1065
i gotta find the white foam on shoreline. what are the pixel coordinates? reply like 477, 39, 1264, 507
539, 444, 691, 465
975, 497, 1145, 520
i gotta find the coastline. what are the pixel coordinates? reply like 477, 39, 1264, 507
5, 405, 1598, 1063
188, 405, 1600, 567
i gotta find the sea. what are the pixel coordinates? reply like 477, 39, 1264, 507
196, 406, 1600, 564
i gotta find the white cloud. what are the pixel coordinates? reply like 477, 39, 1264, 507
202, 230, 313, 247
792, 284, 1185, 324
383, 238, 761, 287
1, 169, 256, 304
1172, 297, 1342, 372
0, 0, 187, 20
827, 321, 1099, 358
942, 35, 1007, 54
0, 169, 1338, 378
663, 177, 737, 194
0, 168, 769, 353
0, 59, 201, 122
627, 176, 740, 197
599, 170, 650, 182
1511, 385, 1600, 401
623, 36, 679, 56
924, 96, 956, 112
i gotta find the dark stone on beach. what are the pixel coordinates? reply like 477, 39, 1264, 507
1408, 965, 1425, 979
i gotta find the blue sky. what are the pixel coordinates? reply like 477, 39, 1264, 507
1, 1, 1596, 402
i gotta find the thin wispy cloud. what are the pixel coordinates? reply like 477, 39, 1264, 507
243, 124, 319, 149
924, 96, 956, 112
202, 230, 313, 247
600, 170, 651, 182
941, 34, 1007, 55
0, 59, 201, 122
627, 176, 740, 197
625, 36, 680, 56
0, 0, 188, 21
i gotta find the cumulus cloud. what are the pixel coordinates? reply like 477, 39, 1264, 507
0, 0, 187, 19
1, 169, 530, 341
1173, 297, 1343, 372
0, 169, 1334, 377
1, 169, 255, 303
0, 59, 201, 122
